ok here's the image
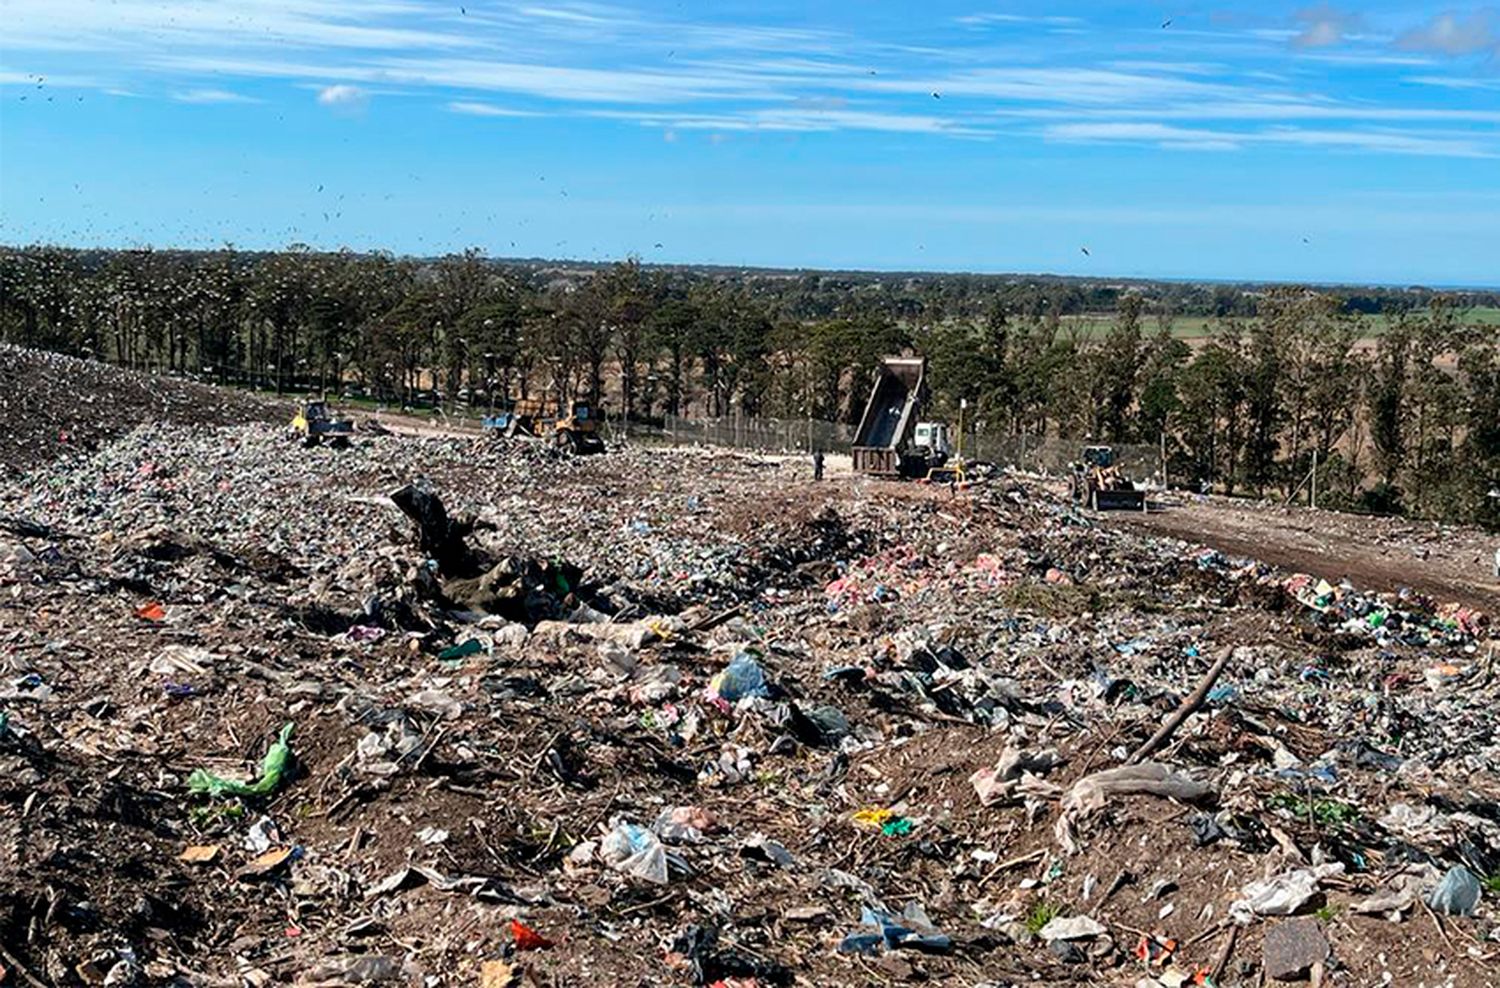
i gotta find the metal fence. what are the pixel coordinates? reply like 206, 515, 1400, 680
607, 413, 1164, 481
608, 415, 856, 454
964, 434, 1164, 481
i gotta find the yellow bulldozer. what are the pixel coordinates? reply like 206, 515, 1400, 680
291, 398, 355, 448
485, 398, 606, 454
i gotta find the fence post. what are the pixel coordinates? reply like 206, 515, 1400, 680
1160, 431, 1168, 491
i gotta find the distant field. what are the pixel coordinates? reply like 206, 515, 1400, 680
1061, 306, 1500, 340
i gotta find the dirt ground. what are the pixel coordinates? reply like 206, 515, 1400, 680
1114, 495, 1500, 614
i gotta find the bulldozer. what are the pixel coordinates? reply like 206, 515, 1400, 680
491, 397, 606, 455
1072, 445, 1147, 512
291, 398, 355, 448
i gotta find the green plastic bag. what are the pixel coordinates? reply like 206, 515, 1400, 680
188, 723, 294, 798
438, 639, 485, 663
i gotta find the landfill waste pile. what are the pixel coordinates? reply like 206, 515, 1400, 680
0, 343, 283, 472
1, 382, 1497, 986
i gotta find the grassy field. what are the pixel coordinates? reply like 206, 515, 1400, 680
1062, 306, 1500, 340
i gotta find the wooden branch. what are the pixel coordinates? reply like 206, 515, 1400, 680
1126, 646, 1234, 765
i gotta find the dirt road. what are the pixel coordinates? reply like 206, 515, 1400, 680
1113, 495, 1500, 613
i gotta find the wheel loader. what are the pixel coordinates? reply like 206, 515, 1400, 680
1072, 445, 1147, 512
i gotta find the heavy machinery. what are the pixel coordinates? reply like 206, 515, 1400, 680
1072, 445, 1147, 512
492, 397, 606, 454
852, 358, 951, 478
291, 399, 355, 447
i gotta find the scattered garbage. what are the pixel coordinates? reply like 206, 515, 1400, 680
837, 904, 952, 955
667, 925, 793, 986
1, 387, 1494, 986
1230, 864, 1344, 924
970, 746, 1064, 806
1057, 762, 1214, 854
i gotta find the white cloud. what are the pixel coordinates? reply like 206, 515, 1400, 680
856, 66, 1244, 105
1290, 4, 1362, 48
955, 13, 1083, 27
996, 100, 1500, 125
173, 88, 258, 104
1396, 10, 1500, 56
1407, 74, 1500, 89
317, 83, 366, 107
447, 100, 538, 117
1045, 121, 1492, 157
3, 0, 1495, 162
2, 0, 478, 53
594, 106, 987, 136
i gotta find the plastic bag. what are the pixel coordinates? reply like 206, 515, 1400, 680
711, 653, 771, 702
600, 820, 669, 884
187, 723, 294, 798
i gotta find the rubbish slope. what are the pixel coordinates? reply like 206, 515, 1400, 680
0, 343, 283, 471
0, 361, 1496, 987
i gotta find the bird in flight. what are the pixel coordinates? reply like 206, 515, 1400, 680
1161, 18, 1173, 28
1080, 246, 1091, 256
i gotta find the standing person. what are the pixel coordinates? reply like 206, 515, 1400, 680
812, 449, 825, 481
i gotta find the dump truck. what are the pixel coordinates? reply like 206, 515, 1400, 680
851, 358, 950, 478
291, 399, 355, 447
498, 398, 606, 454
1072, 445, 1147, 512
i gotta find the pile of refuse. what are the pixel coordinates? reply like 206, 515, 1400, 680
0, 401, 1496, 987
0, 343, 283, 471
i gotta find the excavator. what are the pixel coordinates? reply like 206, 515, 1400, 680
291, 398, 355, 448
1072, 445, 1147, 512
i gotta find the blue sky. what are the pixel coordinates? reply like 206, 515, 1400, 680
1, 1, 1498, 285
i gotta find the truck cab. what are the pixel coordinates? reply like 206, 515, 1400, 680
912, 422, 952, 458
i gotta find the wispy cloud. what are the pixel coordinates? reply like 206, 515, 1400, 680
0, 69, 99, 88
3, 0, 1497, 159
1290, 4, 1363, 48
173, 87, 258, 104
955, 13, 1083, 27
595, 105, 989, 136
1407, 73, 1500, 89
1396, 9, 1500, 56
448, 100, 540, 117
857, 66, 1244, 105
1046, 121, 1492, 157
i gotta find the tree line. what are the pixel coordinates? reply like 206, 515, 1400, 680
2, 245, 1496, 526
